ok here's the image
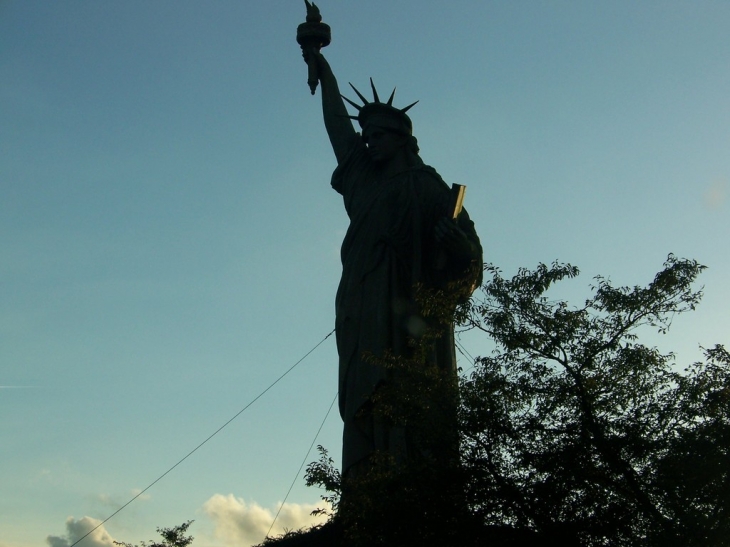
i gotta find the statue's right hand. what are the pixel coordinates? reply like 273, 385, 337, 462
302, 47, 326, 69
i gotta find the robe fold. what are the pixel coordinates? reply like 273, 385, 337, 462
331, 135, 482, 473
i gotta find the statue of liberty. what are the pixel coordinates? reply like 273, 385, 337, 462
298, 2, 483, 478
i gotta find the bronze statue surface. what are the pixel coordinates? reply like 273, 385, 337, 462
298, 3, 482, 476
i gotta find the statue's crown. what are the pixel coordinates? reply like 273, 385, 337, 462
342, 79, 418, 135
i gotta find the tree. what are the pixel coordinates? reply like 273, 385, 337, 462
284, 255, 729, 546
114, 521, 194, 547
458, 255, 729, 545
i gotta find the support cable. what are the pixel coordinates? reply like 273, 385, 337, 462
266, 391, 338, 539
70, 328, 336, 547
455, 337, 477, 374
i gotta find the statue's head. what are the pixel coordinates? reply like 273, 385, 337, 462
343, 79, 420, 160
362, 125, 410, 165
359, 102, 413, 136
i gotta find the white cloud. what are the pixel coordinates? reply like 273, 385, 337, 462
202, 494, 329, 545
46, 517, 115, 547
704, 177, 727, 210
130, 488, 152, 501
96, 489, 150, 509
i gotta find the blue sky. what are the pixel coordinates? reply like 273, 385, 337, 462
1, 1, 728, 546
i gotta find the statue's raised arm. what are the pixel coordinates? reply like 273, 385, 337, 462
297, 1, 356, 163
310, 51, 357, 163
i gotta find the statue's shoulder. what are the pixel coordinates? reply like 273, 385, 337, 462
414, 164, 450, 194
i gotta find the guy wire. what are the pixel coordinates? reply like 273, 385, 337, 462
70, 328, 336, 547
266, 391, 338, 539
455, 338, 477, 373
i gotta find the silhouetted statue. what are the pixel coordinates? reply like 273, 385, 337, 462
298, 3, 482, 476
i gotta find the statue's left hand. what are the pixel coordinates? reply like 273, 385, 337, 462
435, 217, 475, 260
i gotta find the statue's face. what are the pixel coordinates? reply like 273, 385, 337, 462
363, 127, 407, 165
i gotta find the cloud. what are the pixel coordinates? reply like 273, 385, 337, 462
46, 517, 115, 547
96, 489, 150, 509
704, 178, 727, 210
130, 488, 152, 501
203, 494, 330, 545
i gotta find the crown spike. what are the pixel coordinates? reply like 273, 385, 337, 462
348, 83, 369, 105
386, 88, 396, 106
400, 100, 419, 113
341, 95, 362, 111
369, 78, 380, 103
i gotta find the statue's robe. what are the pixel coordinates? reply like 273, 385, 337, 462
332, 136, 482, 474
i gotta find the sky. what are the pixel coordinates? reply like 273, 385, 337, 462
1, 1, 728, 546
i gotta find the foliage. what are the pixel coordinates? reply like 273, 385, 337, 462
252, 525, 332, 547
304, 445, 341, 519
114, 521, 194, 547
304, 435, 471, 546
265, 255, 730, 546
458, 255, 729, 545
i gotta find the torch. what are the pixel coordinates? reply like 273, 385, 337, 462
296, 0, 331, 95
